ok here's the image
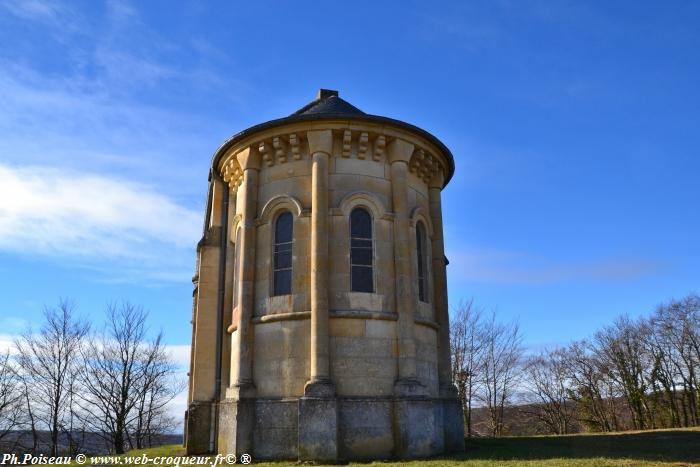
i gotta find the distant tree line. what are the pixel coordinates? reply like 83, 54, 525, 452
0, 301, 183, 455
451, 293, 700, 437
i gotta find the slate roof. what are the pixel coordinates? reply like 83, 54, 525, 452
292, 90, 365, 117
211, 90, 455, 186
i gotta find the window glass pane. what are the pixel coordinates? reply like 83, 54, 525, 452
275, 251, 292, 269
274, 270, 291, 295
350, 207, 373, 292
352, 266, 373, 292
275, 212, 293, 243
350, 208, 372, 238
275, 242, 292, 253
416, 223, 428, 302
351, 238, 372, 248
351, 248, 372, 266
273, 211, 293, 295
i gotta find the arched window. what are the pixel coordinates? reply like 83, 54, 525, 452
416, 222, 429, 302
273, 211, 293, 295
350, 207, 373, 293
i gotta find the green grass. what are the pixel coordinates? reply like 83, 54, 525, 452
55, 427, 700, 466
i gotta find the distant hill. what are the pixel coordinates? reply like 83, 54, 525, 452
0, 431, 183, 455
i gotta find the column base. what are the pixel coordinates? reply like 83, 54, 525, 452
226, 380, 257, 399
392, 379, 444, 459
218, 382, 256, 455
439, 383, 465, 452
217, 398, 255, 456
298, 380, 338, 462
441, 395, 466, 453
185, 401, 212, 454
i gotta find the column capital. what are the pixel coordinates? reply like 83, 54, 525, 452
387, 138, 414, 165
236, 147, 261, 171
307, 129, 334, 156
428, 168, 445, 189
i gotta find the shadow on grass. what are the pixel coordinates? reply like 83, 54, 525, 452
459, 430, 700, 463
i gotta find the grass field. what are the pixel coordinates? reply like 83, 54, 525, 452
76, 427, 700, 466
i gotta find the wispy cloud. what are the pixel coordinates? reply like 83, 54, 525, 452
448, 246, 661, 285
0, 1, 245, 283
0, 0, 245, 186
0, 163, 200, 281
1, 0, 79, 27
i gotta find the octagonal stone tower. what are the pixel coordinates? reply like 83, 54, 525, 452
186, 90, 464, 461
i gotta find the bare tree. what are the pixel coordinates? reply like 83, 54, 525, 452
129, 336, 184, 450
649, 294, 700, 427
450, 300, 485, 437
77, 303, 182, 454
522, 348, 576, 434
14, 300, 89, 456
594, 315, 653, 430
0, 351, 24, 448
564, 340, 622, 432
479, 312, 523, 437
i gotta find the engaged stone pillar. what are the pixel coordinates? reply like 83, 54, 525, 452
186, 177, 225, 454
429, 170, 465, 453
388, 139, 435, 459
387, 139, 423, 393
221, 147, 259, 456
233, 147, 259, 391
299, 129, 337, 462
308, 131, 332, 385
429, 170, 451, 390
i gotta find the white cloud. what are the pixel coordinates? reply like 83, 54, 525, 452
164, 344, 190, 426
0, 163, 201, 281
0, 334, 18, 355
166, 344, 191, 369
447, 246, 661, 285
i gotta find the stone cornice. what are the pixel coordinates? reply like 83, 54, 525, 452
211, 112, 455, 187
218, 123, 451, 191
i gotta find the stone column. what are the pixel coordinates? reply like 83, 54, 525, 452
428, 170, 451, 390
219, 147, 259, 456
232, 147, 259, 392
429, 170, 465, 453
220, 188, 237, 397
309, 137, 331, 385
186, 177, 224, 454
387, 138, 422, 392
388, 139, 438, 459
299, 129, 337, 462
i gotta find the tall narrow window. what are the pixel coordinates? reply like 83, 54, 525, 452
273, 211, 293, 295
350, 207, 373, 292
416, 222, 429, 302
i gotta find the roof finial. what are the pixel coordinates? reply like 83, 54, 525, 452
317, 89, 338, 100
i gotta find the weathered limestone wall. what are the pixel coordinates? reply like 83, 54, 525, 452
329, 317, 397, 396
414, 323, 439, 397
253, 320, 310, 398
242, 128, 443, 399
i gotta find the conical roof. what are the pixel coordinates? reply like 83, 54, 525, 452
292, 89, 365, 117
211, 89, 455, 186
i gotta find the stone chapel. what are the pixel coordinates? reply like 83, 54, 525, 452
186, 89, 464, 461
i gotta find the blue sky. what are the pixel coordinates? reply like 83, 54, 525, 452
1, 0, 699, 360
